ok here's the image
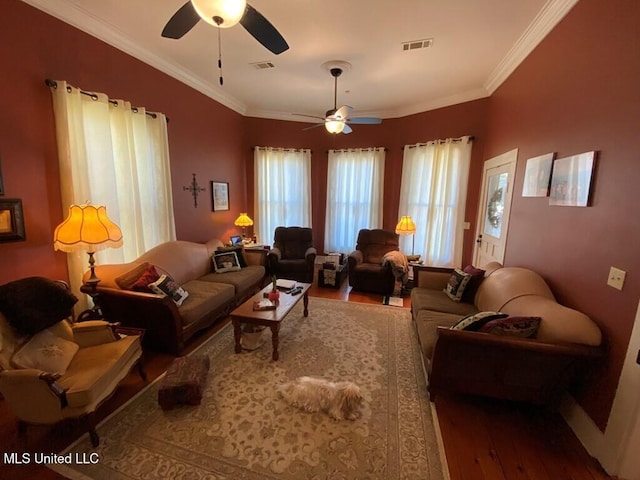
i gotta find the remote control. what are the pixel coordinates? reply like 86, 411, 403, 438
290, 287, 302, 295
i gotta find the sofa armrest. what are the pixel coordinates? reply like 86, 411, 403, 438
84, 286, 184, 353
347, 250, 363, 270
0, 370, 68, 420
268, 247, 282, 262
304, 247, 317, 263
427, 326, 603, 405
72, 320, 121, 347
413, 266, 454, 289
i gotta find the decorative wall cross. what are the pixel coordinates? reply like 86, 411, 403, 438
183, 173, 205, 208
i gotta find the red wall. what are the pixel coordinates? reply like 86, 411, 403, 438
484, 0, 640, 430
0, 0, 246, 285
1, 0, 637, 431
244, 100, 489, 257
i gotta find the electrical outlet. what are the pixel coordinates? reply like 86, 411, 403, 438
607, 266, 626, 291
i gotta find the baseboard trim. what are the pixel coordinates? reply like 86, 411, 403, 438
559, 395, 607, 470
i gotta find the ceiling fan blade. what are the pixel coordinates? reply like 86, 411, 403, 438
348, 117, 382, 125
162, 1, 201, 39
302, 123, 326, 131
240, 4, 289, 55
334, 105, 353, 120
292, 113, 326, 121
342, 124, 353, 134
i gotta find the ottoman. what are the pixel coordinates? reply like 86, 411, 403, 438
158, 355, 210, 410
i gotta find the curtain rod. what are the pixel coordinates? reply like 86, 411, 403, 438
253, 146, 311, 153
402, 136, 474, 150
327, 147, 388, 153
45, 79, 168, 122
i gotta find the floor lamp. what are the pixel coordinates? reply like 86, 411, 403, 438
395, 215, 417, 256
53, 203, 123, 320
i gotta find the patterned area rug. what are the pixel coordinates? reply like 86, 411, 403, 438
52, 298, 447, 480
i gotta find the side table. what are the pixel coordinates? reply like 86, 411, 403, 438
318, 262, 348, 288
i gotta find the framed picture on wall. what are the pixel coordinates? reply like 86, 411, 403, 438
522, 152, 555, 197
549, 151, 596, 207
211, 181, 229, 211
0, 198, 26, 242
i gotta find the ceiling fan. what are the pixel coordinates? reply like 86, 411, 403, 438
161, 0, 289, 55
294, 62, 382, 134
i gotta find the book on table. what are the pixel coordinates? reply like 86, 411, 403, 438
253, 299, 277, 311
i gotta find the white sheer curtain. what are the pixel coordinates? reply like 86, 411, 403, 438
398, 137, 472, 267
325, 147, 386, 253
254, 147, 312, 245
50, 80, 176, 305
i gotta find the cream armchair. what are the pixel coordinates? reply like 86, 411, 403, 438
0, 299, 145, 447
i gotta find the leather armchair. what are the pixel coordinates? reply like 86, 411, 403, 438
267, 227, 317, 283
0, 279, 145, 447
348, 229, 399, 294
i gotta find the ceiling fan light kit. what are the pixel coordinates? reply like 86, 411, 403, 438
191, 0, 246, 28
325, 120, 345, 134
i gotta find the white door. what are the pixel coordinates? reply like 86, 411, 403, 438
473, 149, 518, 267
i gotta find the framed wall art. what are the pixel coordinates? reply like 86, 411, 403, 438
211, 181, 229, 211
549, 151, 596, 207
522, 152, 555, 197
0, 198, 26, 242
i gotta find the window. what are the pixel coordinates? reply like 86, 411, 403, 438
49, 80, 175, 306
398, 137, 472, 267
254, 147, 312, 244
325, 148, 386, 253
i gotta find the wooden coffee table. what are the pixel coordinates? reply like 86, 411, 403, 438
230, 282, 311, 361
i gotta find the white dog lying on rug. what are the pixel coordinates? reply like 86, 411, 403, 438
278, 376, 364, 421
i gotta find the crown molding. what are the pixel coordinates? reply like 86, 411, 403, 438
21, 0, 247, 115
484, 0, 580, 94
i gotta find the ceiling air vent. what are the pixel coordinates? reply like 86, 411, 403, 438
401, 38, 434, 52
250, 61, 275, 70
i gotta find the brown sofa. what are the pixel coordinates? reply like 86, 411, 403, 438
411, 263, 603, 405
347, 229, 399, 294
84, 239, 265, 354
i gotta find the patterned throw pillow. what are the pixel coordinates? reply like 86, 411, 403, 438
443, 268, 472, 302
11, 328, 79, 374
130, 265, 161, 292
148, 275, 189, 306
216, 245, 247, 268
213, 251, 242, 273
479, 316, 542, 338
115, 262, 151, 290
451, 311, 509, 331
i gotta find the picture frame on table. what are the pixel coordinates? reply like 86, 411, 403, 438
0, 198, 26, 242
549, 151, 596, 207
522, 152, 555, 197
211, 181, 229, 211
229, 235, 243, 246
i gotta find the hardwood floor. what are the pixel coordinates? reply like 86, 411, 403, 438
0, 272, 612, 479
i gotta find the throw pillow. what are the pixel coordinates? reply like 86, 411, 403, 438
115, 262, 151, 290
216, 245, 247, 268
0, 277, 78, 336
443, 268, 472, 302
11, 327, 79, 375
213, 251, 242, 273
130, 265, 161, 293
148, 275, 189, 306
461, 265, 485, 303
480, 316, 542, 338
451, 311, 509, 331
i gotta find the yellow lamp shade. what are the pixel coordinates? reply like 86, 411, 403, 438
191, 0, 247, 28
234, 213, 254, 227
395, 215, 416, 235
53, 204, 123, 253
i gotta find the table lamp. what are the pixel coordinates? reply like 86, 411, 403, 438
395, 215, 417, 256
234, 212, 253, 239
53, 203, 123, 289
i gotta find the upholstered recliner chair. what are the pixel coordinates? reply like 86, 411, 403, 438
348, 229, 400, 294
267, 227, 317, 283
0, 277, 145, 446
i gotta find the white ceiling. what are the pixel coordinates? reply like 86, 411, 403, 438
24, 0, 578, 122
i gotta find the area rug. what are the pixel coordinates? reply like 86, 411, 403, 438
52, 298, 447, 480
